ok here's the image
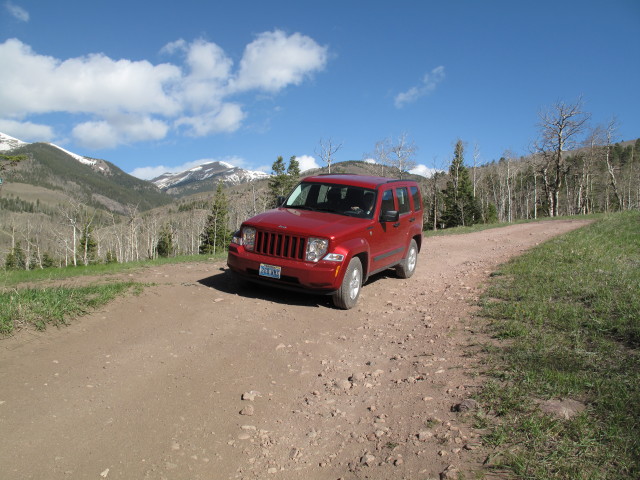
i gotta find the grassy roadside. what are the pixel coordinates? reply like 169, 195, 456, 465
0, 282, 144, 335
0, 252, 225, 288
476, 211, 639, 479
0, 252, 226, 336
423, 213, 603, 238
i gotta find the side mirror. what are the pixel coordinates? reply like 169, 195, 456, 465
381, 210, 399, 222
276, 195, 286, 207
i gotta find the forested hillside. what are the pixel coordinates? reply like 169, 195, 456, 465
4, 143, 171, 213
1, 128, 638, 271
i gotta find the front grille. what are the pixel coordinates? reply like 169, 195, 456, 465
255, 230, 306, 260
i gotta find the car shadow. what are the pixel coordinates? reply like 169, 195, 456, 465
198, 267, 335, 309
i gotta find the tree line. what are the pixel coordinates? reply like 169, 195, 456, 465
2, 97, 638, 270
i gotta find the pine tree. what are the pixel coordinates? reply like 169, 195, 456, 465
268, 156, 289, 206
286, 155, 301, 191
4, 242, 26, 270
200, 182, 230, 255
441, 140, 480, 227
156, 223, 174, 258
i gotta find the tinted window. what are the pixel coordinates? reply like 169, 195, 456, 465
380, 189, 395, 213
410, 185, 422, 211
397, 187, 410, 214
285, 182, 376, 218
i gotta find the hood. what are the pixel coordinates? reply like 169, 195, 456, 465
244, 208, 369, 238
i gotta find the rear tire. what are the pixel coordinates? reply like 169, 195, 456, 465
396, 239, 418, 279
332, 257, 363, 310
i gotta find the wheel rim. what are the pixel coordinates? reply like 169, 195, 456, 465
407, 246, 417, 272
348, 268, 361, 300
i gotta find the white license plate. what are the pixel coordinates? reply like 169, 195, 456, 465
259, 263, 281, 279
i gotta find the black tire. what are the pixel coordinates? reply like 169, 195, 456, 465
396, 239, 418, 279
332, 257, 363, 310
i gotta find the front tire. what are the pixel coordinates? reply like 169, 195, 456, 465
332, 257, 363, 310
396, 239, 418, 279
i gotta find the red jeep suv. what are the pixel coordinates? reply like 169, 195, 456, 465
227, 174, 423, 309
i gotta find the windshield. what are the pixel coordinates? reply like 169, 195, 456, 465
284, 182, 377, 219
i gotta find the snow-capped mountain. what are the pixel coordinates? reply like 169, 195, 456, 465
151, 161, 270, 195
0, 131, 171, 212
0, 132, 27, 151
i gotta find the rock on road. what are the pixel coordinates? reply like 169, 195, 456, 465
0, 220, 590, 480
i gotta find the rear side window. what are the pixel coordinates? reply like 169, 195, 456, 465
410, 185, 422, 211
397, 187, 410, 214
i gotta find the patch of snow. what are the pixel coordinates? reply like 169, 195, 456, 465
48, 143, 97, 166
0, 132, 27, 151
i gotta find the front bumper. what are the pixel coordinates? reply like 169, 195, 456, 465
227, 244, 344, 294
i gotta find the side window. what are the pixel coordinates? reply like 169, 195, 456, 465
397, 187, 410, 214
380, 189, 395, 213
410, 185, 422, 211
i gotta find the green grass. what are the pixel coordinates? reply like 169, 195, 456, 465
423, 213, 604, 237
0, 282, 143, 335
0, 252, 227, 335
0, 252, 226, 288
476, 211, 640, 479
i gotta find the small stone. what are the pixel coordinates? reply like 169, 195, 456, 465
242, 391, 261, 401
440, 465, 460, 479
360, 453, 376, 466
240, 405, 254, 416
451, 399, 479, 412
418, 431, 433, 441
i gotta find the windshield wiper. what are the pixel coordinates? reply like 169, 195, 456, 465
285, 205, 316, 211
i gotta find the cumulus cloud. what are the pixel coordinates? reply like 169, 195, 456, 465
0, 118, 54, 142
72, 115, 169, 149
394, 66, 445, 108
0, 30, 328, 149
409, 164, 440, 178
5, 2, 29, 22
296, 154, 320, 172
175, 103, 245, 136
232, 30, 328, 92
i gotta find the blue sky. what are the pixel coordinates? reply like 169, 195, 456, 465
1, 0, 639, 179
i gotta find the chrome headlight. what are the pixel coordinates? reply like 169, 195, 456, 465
306, 237, 329, 262
234, 226, 255, 251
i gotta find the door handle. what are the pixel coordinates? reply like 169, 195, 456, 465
393, 222, 400, 228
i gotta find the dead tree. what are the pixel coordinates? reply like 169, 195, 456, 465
534, 97, 590, 216
316, 138, 343, 173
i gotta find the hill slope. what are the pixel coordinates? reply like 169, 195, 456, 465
3, 142, 172, 213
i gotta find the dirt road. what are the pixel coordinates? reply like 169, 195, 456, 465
0, 220, 590, 480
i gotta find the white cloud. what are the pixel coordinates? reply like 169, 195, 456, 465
72, 115, 169, 149
5, 2, 29, 22
296, 154, 320, 172
232, 30, 328, 92
175, 103, 245, 136
0, 118, 54, 142
394, 66, 445, 108
0, 31, 328, 149
409, 164, 439, 178
0, 39, 181, 118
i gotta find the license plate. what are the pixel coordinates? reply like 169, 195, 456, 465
259, 263, 281, 279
